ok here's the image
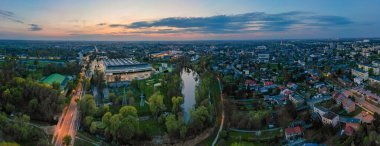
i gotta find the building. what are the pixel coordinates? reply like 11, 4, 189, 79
322, 111, 339, 127
358, 64, 380, 75
307, 94, 332, 108
332, 92, 355, 113
354, 77, 364, 85
351, 87, 380, 104
351, 68, 368, 80
103, 58, 152, 82
285, 126, 303, 141
289, 93, 305, 106
338, 77, 353, 87
257, 53, 270, 62
369, 76, 380, 86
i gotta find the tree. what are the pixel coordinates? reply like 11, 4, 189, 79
52, 82, 61, 90
118, 114, 139, 142
369, 68, 374, 76
171, 96, 184, 113
119, 106, 138, 118
97, 105, 109, 117
165, 114, 180, 136
126, 90, 135, 105
109, 114, 122, 140
190, 106, 210, 131
179, 125, 188, 139
90, 122, 97, 134
28, 98, 38, 113
84, 116, 94, 129
78, 94, 98, 117
148, 92, 166, 118
63, 135, 72, 146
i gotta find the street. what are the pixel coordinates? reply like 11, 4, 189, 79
52, 71, 84, 146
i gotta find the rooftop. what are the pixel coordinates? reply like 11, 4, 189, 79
285, 126, 302, 135
104, 58, 142, 67
323, 111, 338, 120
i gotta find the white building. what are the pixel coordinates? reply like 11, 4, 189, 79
322, 112, 339, 127
351, 69, 368, 80
358, 64, 380, 75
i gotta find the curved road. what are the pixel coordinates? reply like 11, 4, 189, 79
211, 77, 224, 146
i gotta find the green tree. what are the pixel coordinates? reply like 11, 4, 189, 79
190, 106, 210, 131
84, 116, 94, 129
118, 114, 139, 142
52, 82, 61, 90
148, 92, 166, 118
28, 98, 38, 113
78, 94, 98, 117
90, 122, 97, 134
179, 125, 188, 139
63, 135, 72, 146
165, 114, 180, 136
119, 106, 138, 117
171, 96, 184, 113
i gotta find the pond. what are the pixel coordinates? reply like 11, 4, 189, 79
180, 68, 198, 123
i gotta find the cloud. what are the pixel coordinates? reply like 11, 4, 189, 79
96, 23, 107, 26
109, 24, 128, 28
0, 9, 24, 24
29, 24, 42, 31
109, 11, 352, 34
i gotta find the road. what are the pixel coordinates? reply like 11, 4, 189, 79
211, 77, 224, 146
348, 89, 380, 115
52, 71, 84, 146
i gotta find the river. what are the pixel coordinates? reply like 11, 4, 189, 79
180, 68, 198, 123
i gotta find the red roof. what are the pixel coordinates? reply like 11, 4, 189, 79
344, 125, 354, 136
285, 126, 302, 135
264, 81, 274, 86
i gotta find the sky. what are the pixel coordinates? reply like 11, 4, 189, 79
0, 0, 379, 41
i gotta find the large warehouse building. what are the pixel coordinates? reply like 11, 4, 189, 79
104, 58, 152, 82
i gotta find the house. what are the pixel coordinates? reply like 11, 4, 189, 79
332, 92, 355, 113
351, 68, 368, 80
343, 125, 354, 136
313, 106, 329, 117
307, 94, 332, 108
318, 85, 329, 94
354, 77, 364, 85
338, 77, 353, 87
322, 111, 339, 127
281, 88, 293, 96
287, 82, 298, 89
264, 81, 274, 86
289, 93, 305, 106
369, 76, 380, 86
285, 126, 303, 141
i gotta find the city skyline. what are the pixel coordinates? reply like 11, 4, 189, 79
1, 0, 379, 41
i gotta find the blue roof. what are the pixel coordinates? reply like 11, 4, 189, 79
339, 117, 361, 123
